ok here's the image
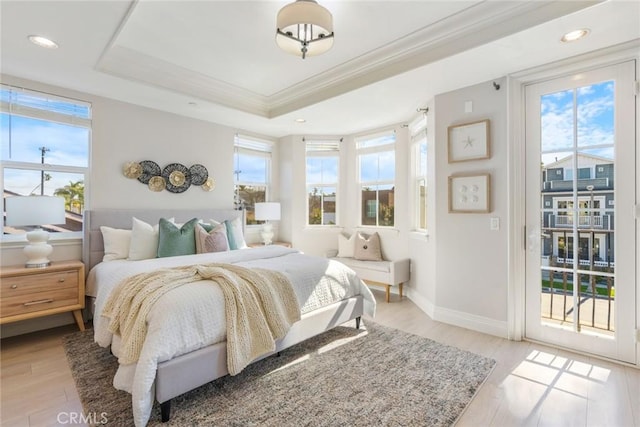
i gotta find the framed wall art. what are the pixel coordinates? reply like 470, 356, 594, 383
448, 173, 491, 213
447, 119, 490, 163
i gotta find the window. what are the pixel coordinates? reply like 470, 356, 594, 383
565, 168, 573, 180
578, 167, 591, 179
305, 139, 339, 226
410, 115, 427, 230
356, 131, 395, 227
1, 85, 91, 238
234, 134, 272, 225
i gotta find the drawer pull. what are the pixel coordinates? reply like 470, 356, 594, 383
11, 284, 17, 289
23, 299, 54, 306
58, 278, 65, 283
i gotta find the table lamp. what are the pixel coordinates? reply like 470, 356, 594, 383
5, 196, 66, 268
254, 202, 281, 245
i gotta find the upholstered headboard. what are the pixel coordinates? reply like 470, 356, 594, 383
83, 209, 244, 272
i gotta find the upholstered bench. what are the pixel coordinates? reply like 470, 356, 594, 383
327, 250, 410, 303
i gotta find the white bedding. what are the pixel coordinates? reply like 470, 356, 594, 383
90, 245, 375, 427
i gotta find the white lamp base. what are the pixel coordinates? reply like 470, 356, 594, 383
23, 228, 53, 268
260, 223, 274, 245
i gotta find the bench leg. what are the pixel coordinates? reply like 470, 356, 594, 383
385, 285, 390, 303
355, 316, 361, 329
399, 283, 403, 300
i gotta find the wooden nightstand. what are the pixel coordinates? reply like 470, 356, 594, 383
1, 260, 85, 331
248, 241, 292, 248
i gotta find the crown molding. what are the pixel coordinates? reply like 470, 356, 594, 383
95, 1, 599, 119
97, 45, 271, 117
266, 1, 600, 117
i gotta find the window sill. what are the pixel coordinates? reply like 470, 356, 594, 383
409, 231, 429, 240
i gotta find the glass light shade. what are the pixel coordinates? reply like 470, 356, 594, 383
255, 202, 281, 221
276, 0, 334, 58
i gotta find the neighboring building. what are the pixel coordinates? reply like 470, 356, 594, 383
540, 153, 614, 268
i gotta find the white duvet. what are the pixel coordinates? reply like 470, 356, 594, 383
90, 246, 375, 427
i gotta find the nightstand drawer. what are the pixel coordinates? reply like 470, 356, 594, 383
0, 260, 86, 330
1, 286, 80, 317
1, 270, 78, 297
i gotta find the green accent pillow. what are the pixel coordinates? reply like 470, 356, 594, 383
224, 219, 238, 250
157, 217, 198, 258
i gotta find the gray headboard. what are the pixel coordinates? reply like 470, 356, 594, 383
83, 209, 244, 272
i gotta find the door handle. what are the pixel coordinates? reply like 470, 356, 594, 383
528, 226, 540, 253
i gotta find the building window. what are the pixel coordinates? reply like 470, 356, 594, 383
410, 115, 427, 231
234, 134, 272, 225
305, 139, 339, 226
356, 131, 395, 227
1, 85, 91, 238
565, 168, 573, 180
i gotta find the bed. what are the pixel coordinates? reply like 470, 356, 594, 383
83, 208, 375, 427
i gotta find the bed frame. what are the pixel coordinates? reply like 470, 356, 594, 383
83, 209, 364, 422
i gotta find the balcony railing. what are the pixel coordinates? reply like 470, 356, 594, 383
555, 214, 604, 228
543, 177, 609, 191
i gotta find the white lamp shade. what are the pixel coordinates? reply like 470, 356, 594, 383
5, 196, 66, 227
255, 202, 281, 221
276, 0, 334, 57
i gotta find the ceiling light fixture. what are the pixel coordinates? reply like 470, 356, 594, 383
295, 118, 306, 123
276, 0, 334, 59
561, 29, 590, 43
27, 35, 59, 49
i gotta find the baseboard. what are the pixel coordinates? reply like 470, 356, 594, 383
433, 306, 508, 339
406, 289, 435, 318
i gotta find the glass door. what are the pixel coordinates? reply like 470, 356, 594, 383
524, 61, 636, 363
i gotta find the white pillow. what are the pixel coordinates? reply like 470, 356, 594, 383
100, 226, 131, 262
337, 233, 356, 258
128, 217, 174, 260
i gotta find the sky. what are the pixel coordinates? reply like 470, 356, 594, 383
540, 80, 614, 166
2, 114, 89, 196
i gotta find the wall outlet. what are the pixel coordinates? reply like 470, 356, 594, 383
490, 217, 500, 231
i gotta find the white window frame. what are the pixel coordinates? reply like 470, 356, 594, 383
1, 85, 91, 241
355, 130, 396, 227
410, 115, 428, 232
234, 134, 273, 226
305, 139, 340, 227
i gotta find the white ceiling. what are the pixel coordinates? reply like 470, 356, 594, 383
1, 1, 639, 138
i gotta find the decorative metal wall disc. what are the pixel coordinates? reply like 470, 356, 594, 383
123, 161, 142, 179
189, 164, 209, 186
162, 163, 191, 193
148, 176, 165, 192
169, 170, 186, 186
137, 160, 161, 184
202, 177, 216, 192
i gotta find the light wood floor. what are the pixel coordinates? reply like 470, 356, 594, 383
1, 290, 638, 427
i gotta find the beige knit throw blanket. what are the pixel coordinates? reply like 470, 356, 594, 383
101, 263, 301, 375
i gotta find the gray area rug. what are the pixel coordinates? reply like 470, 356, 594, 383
63, 321, 495, 426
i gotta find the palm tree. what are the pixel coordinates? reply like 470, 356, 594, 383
54, 180, 84, 214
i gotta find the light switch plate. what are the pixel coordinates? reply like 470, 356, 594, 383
490, 217, 500, 230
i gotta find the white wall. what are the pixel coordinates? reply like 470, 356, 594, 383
430, 78, 509, 337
